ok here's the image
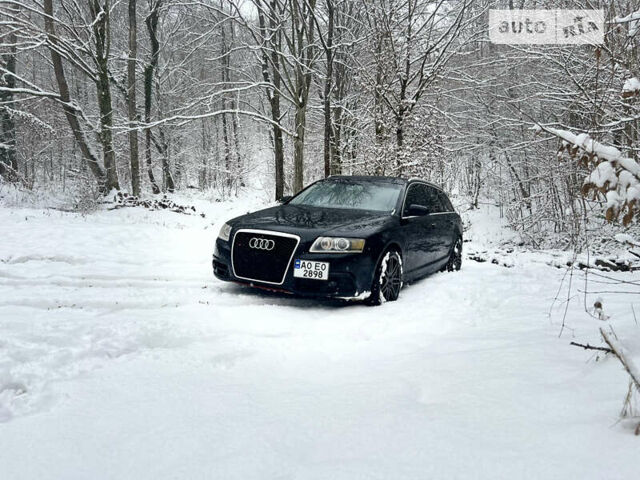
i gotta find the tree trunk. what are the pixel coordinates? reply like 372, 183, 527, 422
221, 113, 231, 188
291, 0, 316, 193
143, 0, 162, 194
199, 119, 207, 189
127, 0, 140, 196
220, 21, 231, 190
257, 3, 284, 200
331, 21, 350, 176
228, 18, 242, 187
269, 48, 285, 199
0, 17, 17, 180
374, 34, 385, 146
90, 0, 120, 191
331, 108, 342, 174
155, 127, 174, 192
293, 104, 306, 193
43, 0, 106, 190
231, 106, 242, 187
395, 110, 406, 175
322, 0, 334, 178
273, 113, 284, 198
396, 115, 404, 149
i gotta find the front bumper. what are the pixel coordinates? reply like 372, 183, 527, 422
213, 237, 376, 298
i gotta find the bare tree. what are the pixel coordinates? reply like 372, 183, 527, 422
0, 3, 17, 180
43, 0, 106, 190
144, 0, 166, 193
254, 0, 286, 199
128, 0, 141, 196
288, 0, 317, 193
363, 0, 472, 174
89, 0, 120, 191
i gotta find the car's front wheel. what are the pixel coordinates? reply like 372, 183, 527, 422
367, 249, 403, 305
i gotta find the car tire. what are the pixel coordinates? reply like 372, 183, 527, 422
366, 249, 403, 306
446, 237, 463, 272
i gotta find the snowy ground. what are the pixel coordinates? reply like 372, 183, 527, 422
0, 196, 638, 479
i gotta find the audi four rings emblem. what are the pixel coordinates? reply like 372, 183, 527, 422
249, 237, 275, 251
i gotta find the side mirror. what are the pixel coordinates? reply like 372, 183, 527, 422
278, 195, 293, 204
407, 204, 430, 217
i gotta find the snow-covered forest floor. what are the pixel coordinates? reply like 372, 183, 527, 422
0, 192, 638, 479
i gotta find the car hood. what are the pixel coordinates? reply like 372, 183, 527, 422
230, 204, 393, 237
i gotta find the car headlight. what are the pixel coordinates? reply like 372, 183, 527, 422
310, 237, 365, 253
218, 222, 232, 242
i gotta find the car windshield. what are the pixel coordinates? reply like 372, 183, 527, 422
288, 180, 403, 212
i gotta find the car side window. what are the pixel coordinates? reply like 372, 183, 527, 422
438, 191, 454, 212
424, 186, 445, 213
403, 184, 429, 216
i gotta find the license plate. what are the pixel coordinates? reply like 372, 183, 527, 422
293, 259, 329, 280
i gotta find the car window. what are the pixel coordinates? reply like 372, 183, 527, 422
425, 186, 445, 213
438, 191, 454, 212
403, 184, 429, 216
404, 184, 450, 215
288, 180, 403, 212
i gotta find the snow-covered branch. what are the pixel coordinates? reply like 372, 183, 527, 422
536, 125, 640, 225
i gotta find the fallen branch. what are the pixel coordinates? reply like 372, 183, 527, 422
466, 251, 514, 268
600, 328, 640, 391
107, 192, 205, 217
600, 328, 640, 435
570, 341, 613, 353
565, 258, 640, 272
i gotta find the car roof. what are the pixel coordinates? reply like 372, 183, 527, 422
325, 175, 445, 192
325, 175, 406, 184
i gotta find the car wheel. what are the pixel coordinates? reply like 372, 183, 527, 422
367, 249, 403, 305
446, 238, 463, 272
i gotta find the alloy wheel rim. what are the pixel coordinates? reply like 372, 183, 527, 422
381, 255, 401, 300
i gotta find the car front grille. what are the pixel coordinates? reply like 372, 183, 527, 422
231, 229, 300, 285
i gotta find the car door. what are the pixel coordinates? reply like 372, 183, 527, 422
422, 186, 450, 266
436, 190, 457, 257
401, 183, 439, 274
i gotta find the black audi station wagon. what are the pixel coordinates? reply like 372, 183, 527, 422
213, 176, 462, 305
